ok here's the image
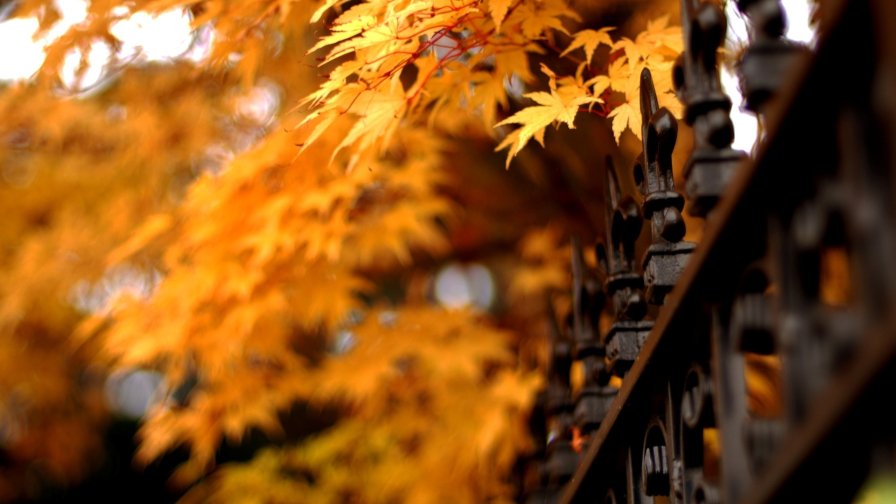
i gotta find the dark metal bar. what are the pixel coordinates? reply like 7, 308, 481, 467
571, 239, 617, 441
599, 157, 650, 378
738, 324, 896, 504
545, 301, 579, 499
734, 0, 809, 114
636, 68, 695, 306
674, 0, 746, 216
711, 303, 751, 503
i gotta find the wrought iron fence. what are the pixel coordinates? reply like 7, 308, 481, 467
524, 0, 896, 502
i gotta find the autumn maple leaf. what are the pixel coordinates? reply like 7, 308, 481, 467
561, 27, 615, 64
495, 63, 601, 168
488, 0, 514, 31
495, 89, 598, 167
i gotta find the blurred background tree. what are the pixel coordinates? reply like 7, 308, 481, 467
0, 0, 813, 501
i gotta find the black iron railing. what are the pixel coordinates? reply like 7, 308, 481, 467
524, 1, 896, 503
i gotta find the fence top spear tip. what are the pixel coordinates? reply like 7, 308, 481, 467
639, 68, 660, 126
604, 156, 621, 216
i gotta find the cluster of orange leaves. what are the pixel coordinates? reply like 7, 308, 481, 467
0, 63, 235, 498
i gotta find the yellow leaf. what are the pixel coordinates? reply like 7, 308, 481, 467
608, 100, 640, 142
608, 57, 631, 93
311, 0, 347, 22
307, 15, 377, 55
488, 0, 514, 32
495, 86, 598, 166
561, 27, 614, 64
585, 74, 610, 97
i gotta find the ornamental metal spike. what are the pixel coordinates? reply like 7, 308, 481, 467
544, 299, 578, 491
604, 158, 641, 277
674, 0, 747, 216
735, 0, 809, 113
545, 298, 573, 418
571, 236, 603, 357
637, 68, 696, 305
675, 0, 728, 119
570, 238, 615, 438
599, 156, 651, 377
